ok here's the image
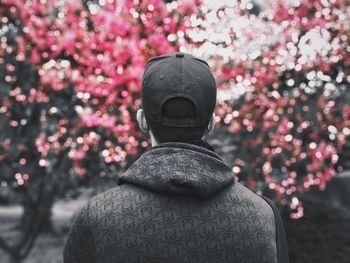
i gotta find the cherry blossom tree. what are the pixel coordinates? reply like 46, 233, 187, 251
183, 0, 350, 218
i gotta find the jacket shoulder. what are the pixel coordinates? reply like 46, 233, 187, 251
229, 182, 276, 218
87, 184, 152, 223
88, 184, 148, 206
229, 183, 289, 263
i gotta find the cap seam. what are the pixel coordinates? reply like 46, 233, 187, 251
192, 59, 216, 87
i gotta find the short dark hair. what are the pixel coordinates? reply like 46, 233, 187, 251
146, 97, 210, 143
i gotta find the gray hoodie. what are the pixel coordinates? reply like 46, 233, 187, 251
63, 142, 288, 263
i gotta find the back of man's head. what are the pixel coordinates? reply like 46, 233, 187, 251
141, 52, 217, 144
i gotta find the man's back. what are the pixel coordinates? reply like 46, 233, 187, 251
64, 142, 282, 263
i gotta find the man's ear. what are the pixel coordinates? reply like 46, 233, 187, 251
204, 113, 216, 136
136, 108, 149, 133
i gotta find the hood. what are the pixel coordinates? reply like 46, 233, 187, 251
118, 142, 234, 199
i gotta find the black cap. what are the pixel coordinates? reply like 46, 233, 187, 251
141, 52, 217, 127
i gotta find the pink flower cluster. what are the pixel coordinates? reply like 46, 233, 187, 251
192, 0, 350, 217
1, 0, 197, 177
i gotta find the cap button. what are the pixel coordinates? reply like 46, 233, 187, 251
176, 53, 184, 58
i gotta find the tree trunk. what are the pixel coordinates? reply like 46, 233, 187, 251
21, 197, 54, 233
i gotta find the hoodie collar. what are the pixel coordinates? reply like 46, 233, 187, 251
118, 142, 234, 198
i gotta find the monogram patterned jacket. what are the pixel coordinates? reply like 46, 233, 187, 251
63, 142, 289, 263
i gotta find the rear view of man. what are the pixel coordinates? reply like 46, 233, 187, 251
63, 52, 289, 263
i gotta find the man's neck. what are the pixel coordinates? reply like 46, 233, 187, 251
149, 131, 214, 152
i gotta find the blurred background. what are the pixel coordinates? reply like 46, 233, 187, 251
0, 0, 349, 262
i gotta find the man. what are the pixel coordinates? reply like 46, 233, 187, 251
63, 52, 289, 263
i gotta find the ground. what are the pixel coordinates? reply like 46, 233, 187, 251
0, 198, 86, 263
